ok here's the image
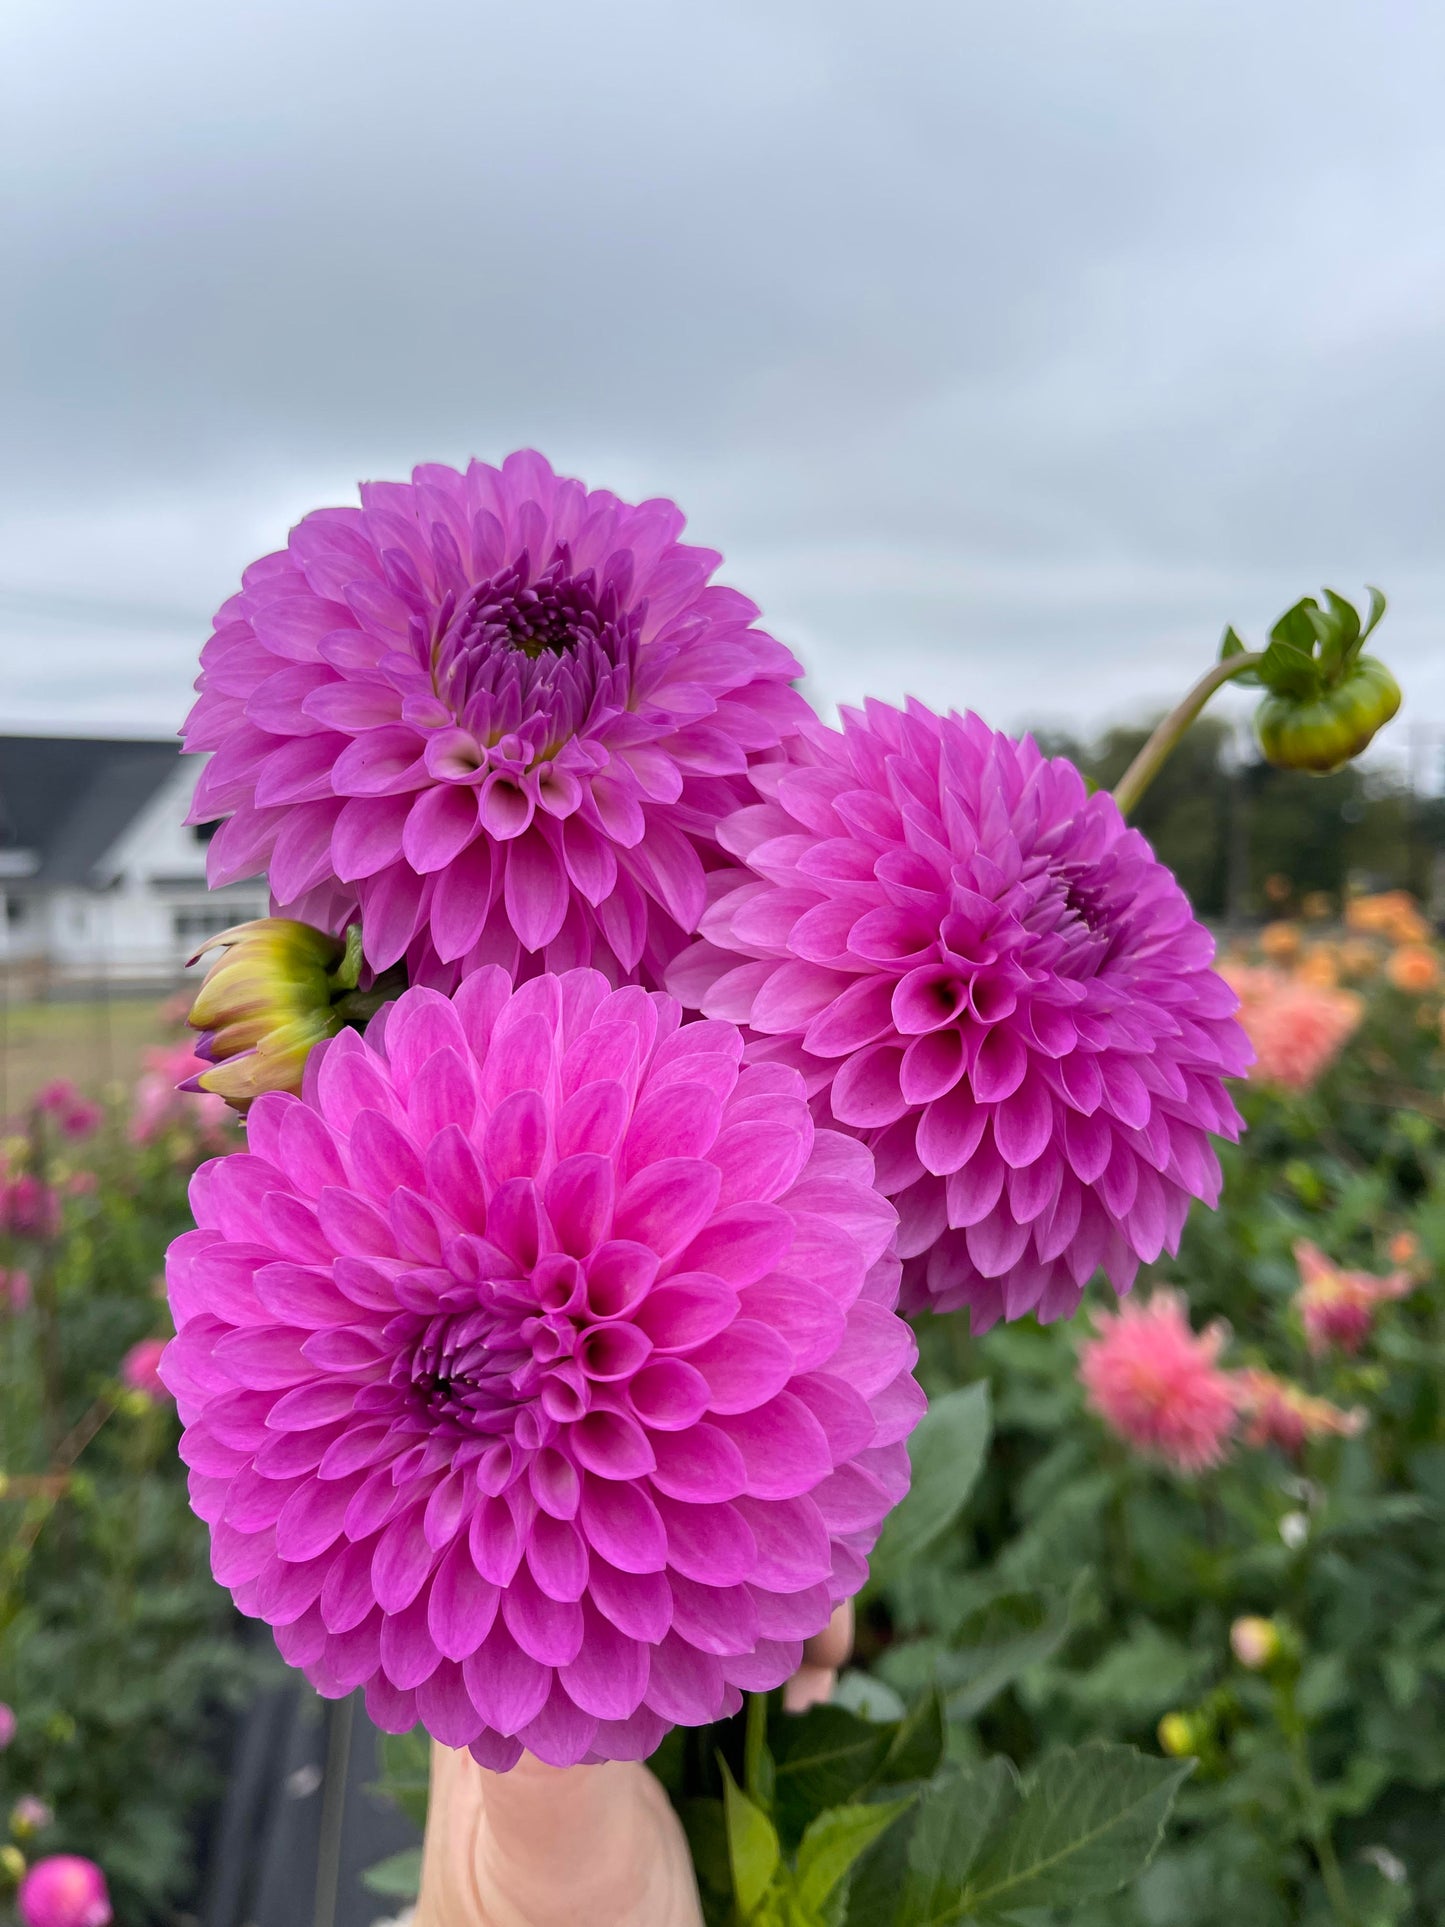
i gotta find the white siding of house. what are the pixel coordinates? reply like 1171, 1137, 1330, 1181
2, 761, 267, 983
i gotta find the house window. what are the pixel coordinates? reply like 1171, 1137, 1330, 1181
174, 905, 259, 946
4, 897, 25, 926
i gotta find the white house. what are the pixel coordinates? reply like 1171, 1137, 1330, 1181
0, 735, 267, 986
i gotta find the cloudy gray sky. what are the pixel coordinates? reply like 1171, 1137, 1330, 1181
3, 0, 1441, 759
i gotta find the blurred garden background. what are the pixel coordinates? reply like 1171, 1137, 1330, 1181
4, 725, 1445, 1925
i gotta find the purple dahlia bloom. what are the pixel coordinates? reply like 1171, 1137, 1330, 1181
668, 701, 1250, 1330
183, 453, 808, 991
162, 971, 920, 1768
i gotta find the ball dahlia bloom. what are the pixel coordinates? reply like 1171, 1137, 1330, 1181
1078, 1290, 1240, 1473
184, 453, 809, 991
162, 971, 920, 1768
669, 703, 1249, 1328
1292, 1240, 1413, 1356
16, 1856, 111, 1927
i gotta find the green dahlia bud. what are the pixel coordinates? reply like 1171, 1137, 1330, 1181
1225, 585, 1401, 775
1256, 656, 1401, 773
186, 918, 371, 1113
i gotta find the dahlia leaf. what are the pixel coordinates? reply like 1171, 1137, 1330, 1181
723, 1760, 783, 1918
360, 1846, 423, 1899
794, 1797, 915, 1916
869, 1685, 946, 1791
770, 1703, 894, 1846
936, 1576, 1085, 1721
897, 1758, 1020, 1926
957, 1741, 1193, 1918
869, 1382, 992, 1584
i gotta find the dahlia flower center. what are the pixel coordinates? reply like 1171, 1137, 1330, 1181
1025, 860, 1126, 975
434, 549, 640, 691
394, 1303, 533, 1435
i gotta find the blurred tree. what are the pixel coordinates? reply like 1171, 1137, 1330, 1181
1032, 717, 1436, 920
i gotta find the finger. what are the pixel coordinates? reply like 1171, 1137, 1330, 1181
787, 1602, 855, 1712
419, 1742, 703, 1927
801, 1600, 854, 1672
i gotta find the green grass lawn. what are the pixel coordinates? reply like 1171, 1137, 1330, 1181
0, 996, 177, 1116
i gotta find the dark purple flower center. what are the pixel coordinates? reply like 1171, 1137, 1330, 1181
427, 546, 644, 742
394, 1304, 530, 1435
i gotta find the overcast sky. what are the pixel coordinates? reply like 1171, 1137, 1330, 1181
2, 0, 1442, 764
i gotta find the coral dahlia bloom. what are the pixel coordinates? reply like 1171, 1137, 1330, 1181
1078, 1291, 1240, 1472
1292, 1240, 1413, 1356
669, 703, 1248, 1328
162, 972, 920, 1768
184, 453, 808, 991
1236, 1369, 1364, 1456
1222, 966, 1361, 1092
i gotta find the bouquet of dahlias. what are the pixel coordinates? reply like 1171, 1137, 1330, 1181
163, 452, 1400, 1921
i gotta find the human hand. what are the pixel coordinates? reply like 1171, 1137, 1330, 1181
412, 1605, 854, 1927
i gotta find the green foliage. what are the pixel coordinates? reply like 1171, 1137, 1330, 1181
856, 943, 1445, 1925
0, 1091, 267, 1924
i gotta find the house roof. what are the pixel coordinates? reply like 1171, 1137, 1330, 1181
0, 735, 186, 885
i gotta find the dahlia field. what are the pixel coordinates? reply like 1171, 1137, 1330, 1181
1, 455, 1436, 1927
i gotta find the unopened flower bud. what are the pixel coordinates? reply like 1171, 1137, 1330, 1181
0, 1844, 26, 1885
1257, 657, 1401, 773
10, 1799, 53, 1840
185, 920, 376, 1113
1229, 1616, 1281, 1670
1157, 1712, 1200, 1758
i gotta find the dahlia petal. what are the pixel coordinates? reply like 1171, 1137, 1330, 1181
558, 1603, 650, 1720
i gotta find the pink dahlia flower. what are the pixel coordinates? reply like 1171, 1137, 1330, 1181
1236, 1368, 1365, 1456
2, 1269, 32, 1313
121, 1337, 172, 1404
1293, 1240, 1413, 1356
163, 972, 920, 1768
0, 1702, 15, 1748
669, 703, 1249, 1329
1222, 965, 1362, 1092
183, 453, 808, 991
1, 1176, 61, 1242
130, 1043, 232, 1147
35, 1080, 103, 1141
1078, 1289, 1240, 1473
16, 1857, 112, 1927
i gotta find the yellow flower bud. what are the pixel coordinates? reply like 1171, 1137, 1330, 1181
1157, 1712, 1198, 1757
185, 920, 378, 1114
0, 1844, 26, 1884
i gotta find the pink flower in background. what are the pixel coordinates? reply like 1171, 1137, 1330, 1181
670, 703, 1248, 1330
130, 1043, 231, 1145
183, 453, 809, 992
65, 1173, 97, 1199
34, 1081, 103, 1142
10, 1796, 54, 1836
1, 1176, 61, 1241
0, 1703, 15, 1748
164, 972, 921, 1769
1223, 965, 1362, 1091
1292, 1240, 1413, 1356
2, 1269, 32, 1313
1236, 1369, 1365, 1456
1079, 1290, 1240, 1472
121, 1337, 172, 1404
16, 1856, 112, 1927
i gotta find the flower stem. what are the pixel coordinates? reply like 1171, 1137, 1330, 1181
1277, 1677, 1356, 1926
743, 1691, 768, 1804
1112, 652, 1266, 819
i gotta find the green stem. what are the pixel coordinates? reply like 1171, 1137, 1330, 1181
743, 1691, 768, 1804
1277, 1678, 1356, 1926
1112, 652, 1266, 818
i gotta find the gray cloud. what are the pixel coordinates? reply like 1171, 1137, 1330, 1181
2, 0, 1441, 750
